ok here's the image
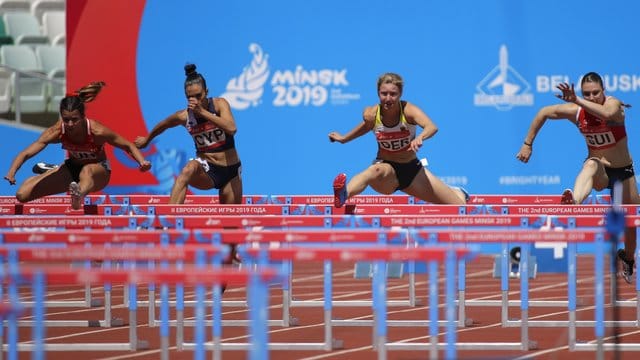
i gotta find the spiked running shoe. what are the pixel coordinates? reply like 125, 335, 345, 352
69, 182, 83, 210
32, 162, 58, 174
618, 248, 635, 284
333, 173, 347, 208
560, 189, 575, 204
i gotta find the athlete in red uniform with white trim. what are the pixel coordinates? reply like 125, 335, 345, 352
4, 81, 152, 210
516, 71, 637, 283
329, 72, 469, 208
135, 63, 242, 205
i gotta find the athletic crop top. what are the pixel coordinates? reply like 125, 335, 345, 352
576, 106, 626, 150
373, 102, 416, 152
60, 119, 105, 163
185, 98, 235, 153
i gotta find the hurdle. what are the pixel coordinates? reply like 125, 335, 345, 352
176, 245, 473, 357
2, 262, 280, 360
433, 229, 640, 354
0, 215, 154, 229
0, 229, 189, 328
86, 193, 612, 206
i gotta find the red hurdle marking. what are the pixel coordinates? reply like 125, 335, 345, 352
17, 204, 93, 215
0, 244, 223, 261
9, 266, 282, 285
0, 204, 14, 215
243, 246, 471, 262
133, 204, 291, 216
0, 215, 152, 228
431, 230, 607, 243
161, 214, 640, 228
0, 195, 104, 205
0, 229, 188, 244
161, 215, 329, 228
192, 229, 409, 244
339, 204, 636, 215
108, 194, 270, 205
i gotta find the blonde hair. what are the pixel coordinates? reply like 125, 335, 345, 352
377, 73, 404, 93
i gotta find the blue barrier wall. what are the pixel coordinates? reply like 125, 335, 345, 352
2, 0, 639, 196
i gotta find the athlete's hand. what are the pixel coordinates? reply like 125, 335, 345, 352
516, 144, 532, 163
4, 175, 16, 185
408, 138, 423, 152
328, 132, 345, 144
188, 98, 206, 116
138, 160, 152, 172
134, 136, 149, 149
556, 82, 577, 103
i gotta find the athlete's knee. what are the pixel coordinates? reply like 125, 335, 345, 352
15, 187, 31, 203
368, 163, 389, 180
177, 161, 200, 181
582, 158, 600, 173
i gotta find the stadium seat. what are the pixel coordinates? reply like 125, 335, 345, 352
0, 44, 47, 113
30, 0, 64, 24
0, 0, 30, 14
41, 10, 64, 45
34, 44, 64, 112
2, 11, 49, 46
0, 67, 11, 113
0, 16, 13, 46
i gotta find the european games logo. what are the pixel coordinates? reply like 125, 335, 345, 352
221, 43, 360, 110
474, 45, 533, 111
220, 43, 270, 110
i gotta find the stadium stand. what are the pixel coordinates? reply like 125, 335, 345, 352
41, 10, 64, 45
34, 44, 64, 111
0, 0, 30, 14
30, 0, 64, 24
2, 11, 49, 46
0, 44, 48, 113
0, 2, 65, 124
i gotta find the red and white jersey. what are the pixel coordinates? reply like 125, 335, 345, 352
60, 118, 106, 163
576, 105, 626, 150
373, 103, 416, 153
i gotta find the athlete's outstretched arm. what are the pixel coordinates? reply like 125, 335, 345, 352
328, 107, 376, 144
135, 111, 185, 149
4, 123, 62, 184
516, 102, 577, 163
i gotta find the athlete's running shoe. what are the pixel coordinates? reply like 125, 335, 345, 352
32, 162, 58, 174
333, 173, 347, 208
618, 248, 635, 284
560, 189, 575, 204
69, 181, 83, 210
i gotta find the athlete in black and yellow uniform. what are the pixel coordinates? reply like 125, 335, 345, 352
329, 72, 469, 208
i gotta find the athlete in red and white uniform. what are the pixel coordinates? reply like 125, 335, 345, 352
516, 71, 637, 283
328, 72, 469, 208
135, 63, 242, 205
4, 81, 151, 209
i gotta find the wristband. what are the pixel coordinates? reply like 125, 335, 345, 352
523, 141, 532, 147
